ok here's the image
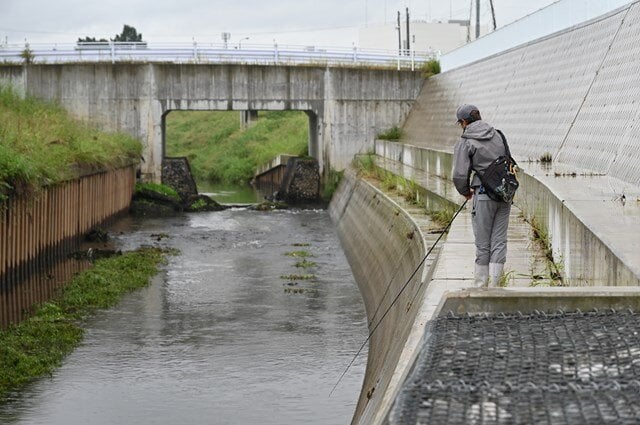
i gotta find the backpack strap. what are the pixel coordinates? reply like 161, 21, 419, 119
495, 129, 517, 165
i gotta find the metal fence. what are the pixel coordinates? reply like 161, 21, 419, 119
0, 41, 437, 70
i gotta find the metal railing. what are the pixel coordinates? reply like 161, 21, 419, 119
0, 41, 438, 70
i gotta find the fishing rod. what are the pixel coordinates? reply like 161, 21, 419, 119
329, 199, 468, 397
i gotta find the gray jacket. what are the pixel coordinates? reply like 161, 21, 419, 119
452, 120, 507, 197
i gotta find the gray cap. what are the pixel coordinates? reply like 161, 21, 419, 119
456, 104, 479, 123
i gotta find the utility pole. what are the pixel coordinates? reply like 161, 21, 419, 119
405, 7, 410, 56
476, 0, 480, 39
397, 11, 402, 55
489, 0, 497, 30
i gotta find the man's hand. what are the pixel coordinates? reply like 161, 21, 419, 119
464, 188, 474, 200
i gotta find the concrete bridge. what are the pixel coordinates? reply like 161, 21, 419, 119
0, 63, 423, 181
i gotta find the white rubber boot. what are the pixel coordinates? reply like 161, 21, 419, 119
474, 264, 489, 288
489, 263, 505, 288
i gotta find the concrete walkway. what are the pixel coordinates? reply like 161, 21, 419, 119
371, 155, 550, 290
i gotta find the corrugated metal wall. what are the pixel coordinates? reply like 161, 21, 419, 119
403, 2, 640, 186
0, 166, 136, 328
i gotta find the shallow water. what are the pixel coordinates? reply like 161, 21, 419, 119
196, 181, 262, 204
0, 208, 367, 425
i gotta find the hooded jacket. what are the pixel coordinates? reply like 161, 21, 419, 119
452, 120, 507, 197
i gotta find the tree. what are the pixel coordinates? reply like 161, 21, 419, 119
113, 25, 143, 42
77, 36, 108, 42
20, 45, 34, 64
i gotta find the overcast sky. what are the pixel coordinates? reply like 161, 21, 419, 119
2, 0, 560, 48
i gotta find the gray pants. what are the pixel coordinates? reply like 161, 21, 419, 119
471, 193, 511, 265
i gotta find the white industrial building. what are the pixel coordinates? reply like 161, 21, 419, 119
359, 20, 489, 55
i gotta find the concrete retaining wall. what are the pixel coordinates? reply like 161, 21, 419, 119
329, 172, 432, 424
403, 1, 640, 186
376, 140, 640, 286
0, 64, 423, 181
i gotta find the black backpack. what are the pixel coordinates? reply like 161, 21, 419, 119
474, 130, 519, 203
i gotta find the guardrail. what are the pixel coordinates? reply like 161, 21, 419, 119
0, 41, 438, 70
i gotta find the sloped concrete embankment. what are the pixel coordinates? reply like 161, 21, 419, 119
329, 172, 436, 424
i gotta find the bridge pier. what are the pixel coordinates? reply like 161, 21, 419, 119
239, 110, 258, 129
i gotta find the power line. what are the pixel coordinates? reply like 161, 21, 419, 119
0, 27, 79, 35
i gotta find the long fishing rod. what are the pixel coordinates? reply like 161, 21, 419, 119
329, 199, 468, 397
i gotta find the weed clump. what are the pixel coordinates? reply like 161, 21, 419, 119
377, 126, 402, 141
135, 182, 181, 201
421, 59, 441, 78
540, 152, 553, 163
295, 259, 317, 268
280, 274, 315, 280
285, 250, 313, 258
322, 168, 344, 201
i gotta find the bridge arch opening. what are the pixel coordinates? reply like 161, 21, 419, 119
161, 109, 318, 202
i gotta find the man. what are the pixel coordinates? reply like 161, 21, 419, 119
452, 104, 511, 287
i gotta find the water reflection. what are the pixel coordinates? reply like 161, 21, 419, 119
0, 208, 367, 425
197, 181, 262, 204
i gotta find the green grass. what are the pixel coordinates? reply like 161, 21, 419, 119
353, 154, 377, 177
284, 250, 313, 258
0, 247, 166, 401
421, 59, 441, 78
280, 274, 315, 280
322, 168, 344, 201
377, 126, 402, 141
427, 205, 458, 228
0, 85, 142, 202
135, 182, 181, 201
294, 259, 317, 268
165, 110, 309, 185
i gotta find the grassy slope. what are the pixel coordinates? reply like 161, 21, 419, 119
165, 110, 308, 184
0, 86, 142, 201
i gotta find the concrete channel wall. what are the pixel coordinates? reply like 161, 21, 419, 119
329, 172, 434, 424
0, 64, 423, 181
0, 166, 137, 328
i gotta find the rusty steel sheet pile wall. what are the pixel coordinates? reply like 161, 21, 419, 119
329, 172, 430, 424
402, 2, 640, 186
0, 167, 136, 328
